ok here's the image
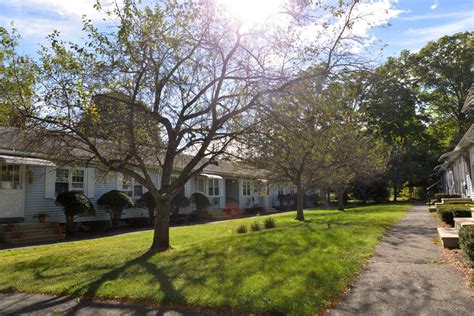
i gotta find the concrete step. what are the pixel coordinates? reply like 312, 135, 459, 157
6, 234, 65, 245
3, 229, 63, 239
454, 217, 474, 232
437, 227, 459, 249
428, 206, 437, 212
441, 198, 473, 204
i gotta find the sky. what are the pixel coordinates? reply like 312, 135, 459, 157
0, 0, 472, 61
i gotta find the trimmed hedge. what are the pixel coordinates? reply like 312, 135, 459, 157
434, 193, 461, 202
459, 225, 474, 268
437, 204, 472, 226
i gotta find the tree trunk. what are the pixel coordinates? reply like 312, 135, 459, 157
295, 187, 305, 221
320, 187, 329, 206
336, 185, 345, 211
393, 185, 398, 202
327, 189, 331, 206
409, 186, 414, 200
150, 194, 171, 252
65, 214, 75, 236
148, 206, 155, 225
111, 208, 122, 228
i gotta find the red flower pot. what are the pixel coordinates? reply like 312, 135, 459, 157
38, 214, 47, 223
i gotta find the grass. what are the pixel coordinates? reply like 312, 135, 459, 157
0, 203, 411, 315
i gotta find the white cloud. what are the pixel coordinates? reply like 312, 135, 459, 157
399, 11, 470, 21
0, 0, 119, 52
389, 16, 472, 49
430, 4, 438, 10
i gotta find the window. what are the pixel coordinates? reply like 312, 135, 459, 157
122, 175, 143, 198
55, 168, 84, 196
242, 180, 251, 196
196, 176, 206, 194
208, 178, 219, 196
0, 164, 21, 189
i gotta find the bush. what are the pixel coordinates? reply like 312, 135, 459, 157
137, 192, 156, 224
350, 178, 389, 203
56, 191, 95, 234
250, 221, 261, 232
190, 192, 210, 213
97, 190, 134, 228
434, 193, 461, 202
236, 224, 247, 234
244, 206, 266, 215
437, 205, 472, 226
263, 217, 276, 229
459, 225, 474, 268
84, 220, 111, 233
124, 217, 150, 227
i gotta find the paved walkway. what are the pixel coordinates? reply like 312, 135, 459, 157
326, 205, 474, 316
0, 292, 211, 316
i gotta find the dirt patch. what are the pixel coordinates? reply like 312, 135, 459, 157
441, 248, 474, 287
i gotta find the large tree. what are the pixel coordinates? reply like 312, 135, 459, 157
0, 27, 35, 127
243, 78, 337, 221
19, 0, 366, 251
412, 31, 473, 138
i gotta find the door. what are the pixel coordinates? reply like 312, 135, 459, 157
0, 164, 24, 220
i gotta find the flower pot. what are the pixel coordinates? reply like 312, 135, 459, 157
3, 225, 14, 233
38, 215, 47, 223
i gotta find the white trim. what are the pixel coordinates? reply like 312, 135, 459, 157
201, 173, 223, 180
0, 155, 55, 167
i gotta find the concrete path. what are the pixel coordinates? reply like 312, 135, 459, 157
0, 292, 210, 316
326, 205, 474, 316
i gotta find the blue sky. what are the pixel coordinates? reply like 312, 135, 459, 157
0, 0, 472, 61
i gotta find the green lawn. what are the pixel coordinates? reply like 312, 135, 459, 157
0, 203, 411, 315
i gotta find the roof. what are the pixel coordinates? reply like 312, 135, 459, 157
0, 126, 267, 178
461, 85, 474, 113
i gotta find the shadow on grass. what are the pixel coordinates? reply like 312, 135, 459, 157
73, 250, 186, 305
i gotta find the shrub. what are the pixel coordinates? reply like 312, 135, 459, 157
171, 190, 191, 214
244, 206, 266, 215
97, 190, 134, 228
437, 205, 472, 226
190, 192, 210, 215
434, 193, 461, 202
137, 192, 156, 224
263, 217, 276, 229
191, 192, 210, 209
84, 220, 111, 233
56, 191, 95, 234
236, 224, 247, 234
250, 221, 261, 232
459, 225, 474, 268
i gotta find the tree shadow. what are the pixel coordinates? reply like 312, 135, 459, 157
73, 250, 186, 304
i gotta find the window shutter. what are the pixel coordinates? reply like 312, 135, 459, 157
86, 168, 95, 198
219, 178, 224, 196
44, 167, 56, 199
184, 180, 191, 197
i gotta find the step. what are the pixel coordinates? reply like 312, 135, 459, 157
3, 229, 63, 239
437, 227, 459, 249
5, 234, 65, 245
454, 217, 474, 232
428, 206, 437, 212
441, 198, 473, 204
